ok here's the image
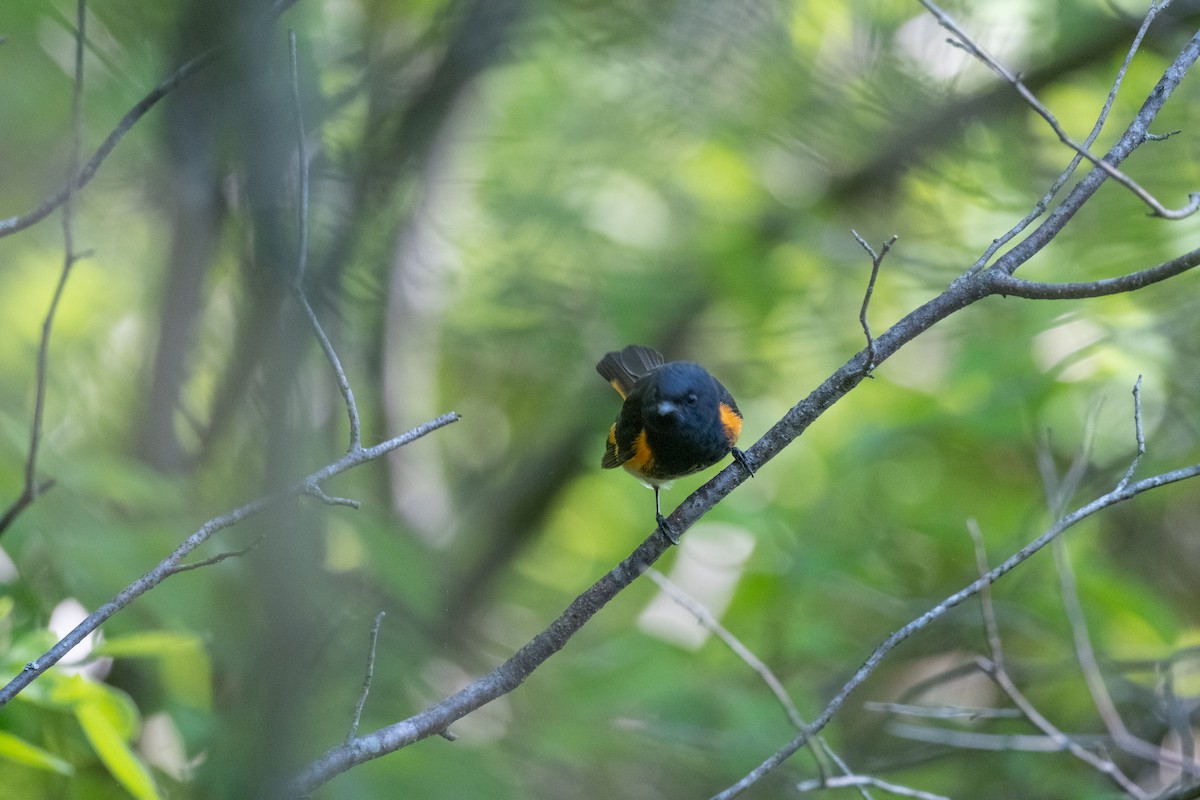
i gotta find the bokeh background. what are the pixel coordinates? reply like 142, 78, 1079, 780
1, 0, 1199, 798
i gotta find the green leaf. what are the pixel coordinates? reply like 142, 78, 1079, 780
96, 631, 213, 710
0, 729, 74, 775
94, 630, 203, 658
75, 695, 160, 800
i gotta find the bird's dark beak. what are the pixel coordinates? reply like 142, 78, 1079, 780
656, 400, 679, 418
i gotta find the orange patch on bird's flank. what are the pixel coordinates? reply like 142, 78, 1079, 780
719, 403, 742, 447
626, 430, 655, 472
609, 379, 628, 399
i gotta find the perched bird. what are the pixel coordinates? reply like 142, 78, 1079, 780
597, 345, 751, 543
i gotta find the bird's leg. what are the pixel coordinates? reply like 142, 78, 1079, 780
654, 486, 679, 545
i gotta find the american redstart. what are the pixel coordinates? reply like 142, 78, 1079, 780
597, 345, 752, 544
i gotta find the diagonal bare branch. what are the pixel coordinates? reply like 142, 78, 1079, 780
0, 412, 459, 708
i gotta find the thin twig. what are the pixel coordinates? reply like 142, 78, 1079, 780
0, 479, 57, 536
644, 568, 868, 797
886, 721, 1099, 752
292, 284, 362, 450
1049, 378, 1140, 743
921, 0, 1197, 221
645, 568, 807, 731
864, 701, 1022, 720
292, 290, 362, 449
978, 656, 1151, 800
289, 29, 310, 285
1160, 665, 1198, 777
40, 0, 90, 482
1156, 781, 1200, 800
1053, 538, 1132, 741
303, 481, 362, 509
165, 536, 266, 576
1036, 396, 1103, 520
851, 231, 897, 377
347, 611, 385, 742
62, 0, 86, 283
989, 245, 1200, 299
1114, 645, 1200, 674
288, 29, 362, 452
1030, 379, 1171, 775
966, 520, 1004, 670
795, 774, 951, 800
1117, 375, 1145, 490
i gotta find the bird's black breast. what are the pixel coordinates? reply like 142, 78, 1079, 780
633, 362, 733, 480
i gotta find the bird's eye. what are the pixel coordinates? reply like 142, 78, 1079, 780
686, 392, 698, 405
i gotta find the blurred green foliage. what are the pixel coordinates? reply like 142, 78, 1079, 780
1, 0, 1199, 798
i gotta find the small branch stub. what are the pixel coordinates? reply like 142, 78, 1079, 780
852, 230, 897, 377
1117, 375, 1146, 491
347, 612, 385, 743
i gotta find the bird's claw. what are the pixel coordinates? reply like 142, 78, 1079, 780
656, 513, 680, 545
731, 447, 756, 477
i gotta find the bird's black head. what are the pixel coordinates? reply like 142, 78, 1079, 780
640, 361, 721, 430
